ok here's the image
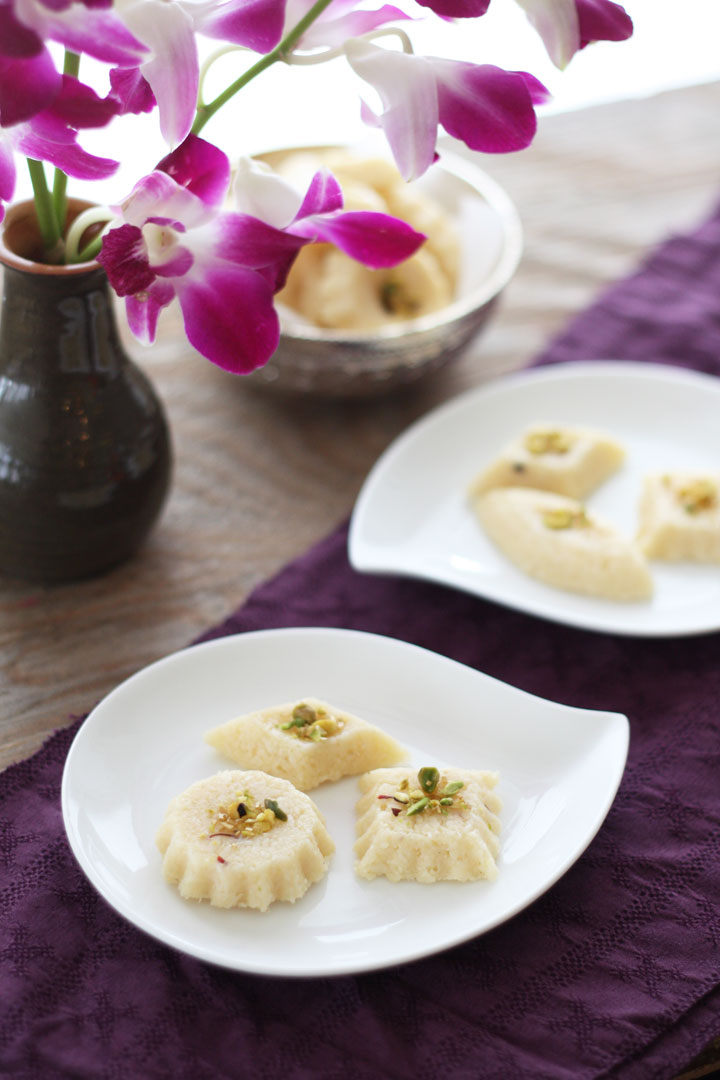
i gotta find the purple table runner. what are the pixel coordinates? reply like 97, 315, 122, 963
3, 205, 720, 1079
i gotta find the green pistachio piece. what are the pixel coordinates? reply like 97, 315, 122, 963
442, 781, 464, 796
418, 767, 440, 794
292, 703, 317, 725
264, 798, 287, 821
406, 797, 429, 816
439, 797, 454, 806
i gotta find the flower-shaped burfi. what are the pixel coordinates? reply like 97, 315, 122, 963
205, 697, 406, 791
470, 423, 625, 500
355, 766, 501, 883
156, 770, 334, 910
473, 487, 652, 601
637, 474, 720, 562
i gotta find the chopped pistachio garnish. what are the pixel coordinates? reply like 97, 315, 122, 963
207, 790, 287, 841
279, 701, 345, 741
418, 767, 440, 794
676, 478, 718, 515
541, 507, 589, 531
525, 429, 575, 456
379, 768, 468, 818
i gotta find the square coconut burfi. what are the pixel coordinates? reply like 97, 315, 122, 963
470, 423, 625, 500
355, 766, 501, 883
205, 697, 406, 791
637, 474, 720, 562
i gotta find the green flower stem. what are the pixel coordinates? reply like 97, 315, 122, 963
191, 0, 336, 135
53, 50, 81, 235
27, 158, 62, 258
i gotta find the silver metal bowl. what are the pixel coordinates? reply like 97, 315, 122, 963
251, 147, 523, 398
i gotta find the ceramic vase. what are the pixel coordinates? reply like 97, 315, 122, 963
0, 200, 172, 583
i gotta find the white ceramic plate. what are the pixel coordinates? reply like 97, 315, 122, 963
349, 361, 720, 637
62, 627, 628, 978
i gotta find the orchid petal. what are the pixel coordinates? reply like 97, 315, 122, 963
151, 246, 194, 277
213, 212, 307, 269
176, 266, 280, 374
232, 157, 303, 229
294, 169, 343, 221
0, 50, 60, 127
413, 0, 490, 17
109, 67, 156, 116
0, 7, 43, 58
119, 171, 209, 230
124, 0, 198, 146
44, 75, 119, 130
39, 9, 148, 66
195, 0, 287, 52
15, 127, 118, 179
98, 224, 154, 296
431, 59, 547, 152
576, 0, 633, 47
345, 40, 439, 181
514, 0, 579, 68
156, 135, 230, 207
125, 280, 175, 344
293, 210, 425, 269
299, 5, 409, 50
0, 137, 16, 212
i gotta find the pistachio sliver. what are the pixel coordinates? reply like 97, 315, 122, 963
406, 797, 429, 816
264, 798, 287, 821
441, 780, 464, 796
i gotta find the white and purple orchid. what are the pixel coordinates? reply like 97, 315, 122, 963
97, 135, 424, 372
345, 39, 549, 181
515, 0, 633, 69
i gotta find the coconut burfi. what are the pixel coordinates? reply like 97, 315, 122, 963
205, 697, 407, 791
355, 766, 501, 883
473, 487, 653, 601
637, 473, 720, 562
470, 423, 625, 500
156, 770, 334, 911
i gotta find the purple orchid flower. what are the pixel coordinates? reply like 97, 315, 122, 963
0, 76, 120, 221
515, 0, 632, 69
98, 135, 425, 373
345, 39, 549, 181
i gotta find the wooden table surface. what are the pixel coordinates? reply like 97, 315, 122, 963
2, 79, 720, 1079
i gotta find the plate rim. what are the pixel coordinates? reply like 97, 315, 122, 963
61, 625, 629, 978
348, 360, 720, 639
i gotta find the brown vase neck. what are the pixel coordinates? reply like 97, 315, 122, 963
0, 260, 128, 381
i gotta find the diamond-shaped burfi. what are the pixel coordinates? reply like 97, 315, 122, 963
205, 697, 406, 791
470, 423, 625, 500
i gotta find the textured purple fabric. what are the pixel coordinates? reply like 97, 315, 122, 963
3, 205, 720, 1080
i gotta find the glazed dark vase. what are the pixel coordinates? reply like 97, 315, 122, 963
0, 200, 172, 582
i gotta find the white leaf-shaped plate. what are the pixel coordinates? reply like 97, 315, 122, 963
62, 627, 628, 977
349, 362, 720, 636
